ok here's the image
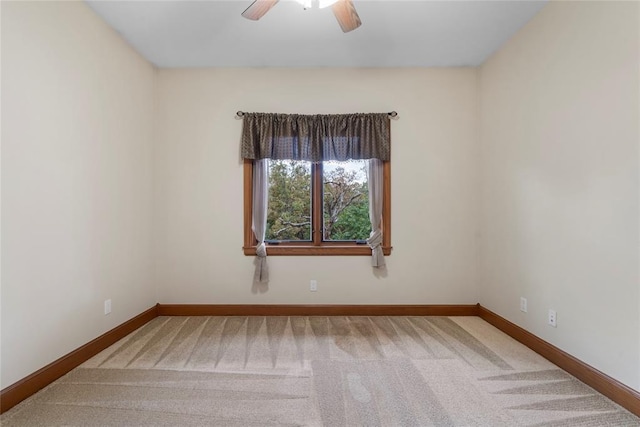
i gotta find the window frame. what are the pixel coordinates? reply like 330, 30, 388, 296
243, 159, 392, 256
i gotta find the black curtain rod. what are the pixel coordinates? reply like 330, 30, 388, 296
236, 111, 398, 118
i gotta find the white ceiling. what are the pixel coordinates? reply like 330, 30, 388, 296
86, 0, 547, 68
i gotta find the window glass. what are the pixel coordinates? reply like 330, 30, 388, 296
266, 160, 312, 241
323, 160, 371, 241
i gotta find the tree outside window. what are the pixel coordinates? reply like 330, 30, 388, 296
264, 160, 371, 243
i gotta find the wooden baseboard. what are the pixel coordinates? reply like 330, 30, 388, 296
0, 305, 159, 414
157, 304, 480, 317
478, 305, 640, 418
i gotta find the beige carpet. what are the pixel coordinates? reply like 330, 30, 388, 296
2, 316, 639, 426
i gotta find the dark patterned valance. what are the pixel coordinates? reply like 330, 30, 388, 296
241, 113, 390, 162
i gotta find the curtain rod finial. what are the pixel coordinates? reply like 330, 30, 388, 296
388, 111, 397, 117
237, 111, 245, 117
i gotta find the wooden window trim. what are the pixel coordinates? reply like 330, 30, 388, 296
243, 159, 392, 256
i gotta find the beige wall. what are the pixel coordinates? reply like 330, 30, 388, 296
154, 68, 480, 305
479, 1, 640, 391
1, 2, 156, 388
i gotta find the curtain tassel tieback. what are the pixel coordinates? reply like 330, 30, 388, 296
256, 241, 267, 258
254, 241, 268, 283
366, 230, 385, 268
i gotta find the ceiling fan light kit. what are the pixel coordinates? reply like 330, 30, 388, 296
241, 0, 362, 33
299, 0, 312, 8
295, 0, 339, 9
318, 0, 340, 9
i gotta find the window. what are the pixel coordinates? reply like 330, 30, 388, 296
322, 160, 371, 242
243, 158, 391, 256
240, 112, 392, 260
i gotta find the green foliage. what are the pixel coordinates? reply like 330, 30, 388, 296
323, 165, 371, 241
328, 195, 371, 240
265, 160, 371, 242
266, 160, 311, 241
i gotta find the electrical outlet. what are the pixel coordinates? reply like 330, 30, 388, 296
520, 297, 528, 313
104, 299, 112, 315
310, 280, 317, 292
548, 309, 557, 327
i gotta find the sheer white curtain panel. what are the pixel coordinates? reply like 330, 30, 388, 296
252, 159, 269, 283
366, 158, 385, 267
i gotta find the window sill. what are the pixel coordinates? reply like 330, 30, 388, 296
243, 246, 392, 256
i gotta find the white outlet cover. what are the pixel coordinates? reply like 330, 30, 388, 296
104, 299, 112, 315
310, 280, 317, 292
520, 297, 527, 313
548, 309, 557, 327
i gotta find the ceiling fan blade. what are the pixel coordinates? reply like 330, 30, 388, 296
332, 0, 361, 33
241, 0, 279, 21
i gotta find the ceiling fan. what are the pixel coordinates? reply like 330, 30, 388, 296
241, 0, 362, 33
